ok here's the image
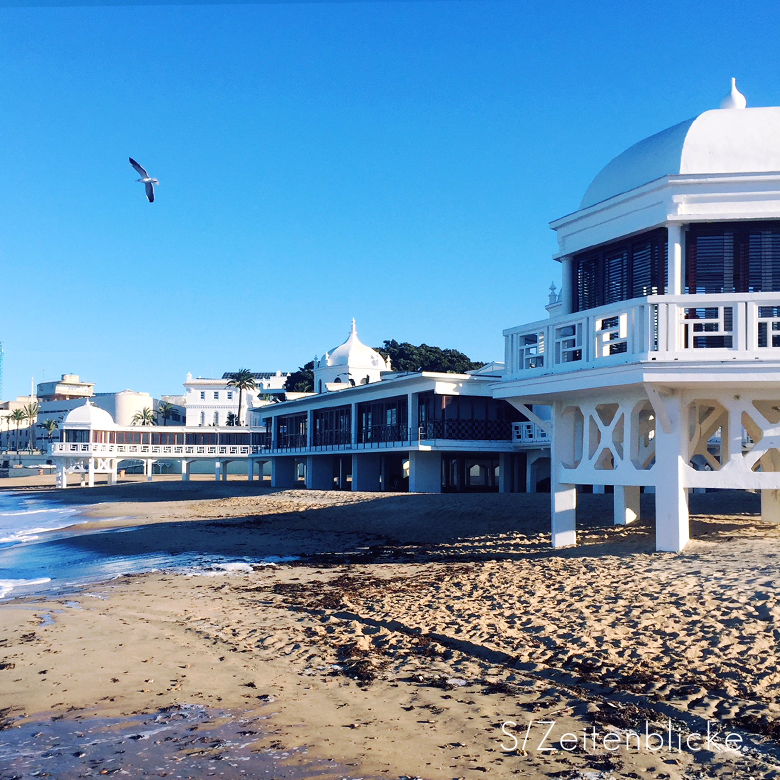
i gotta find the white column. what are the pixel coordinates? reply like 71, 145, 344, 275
146, 460, 154, 482
498, 452, 513, 493
761, 490, 780, 523
352, 453, 381, 491
57, 464, 67, 488
408, 451, 441, 493
214, 461, 222, 481
306, 455, 333, 490
614, 485, 640, 525
271, 457, 297, 488
666, 222, 684, 296
88, 458, 95, 488
181, 459, 190, 482
551, 401, 576, 546
552, 484, 577, 547
247, 459, 255, 481
653, 393, 690, 552
108, 460, 117, 486
560, 255, 574, 314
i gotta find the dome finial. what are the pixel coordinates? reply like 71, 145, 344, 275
350, 318, 357, 337
720, 77, 747, 109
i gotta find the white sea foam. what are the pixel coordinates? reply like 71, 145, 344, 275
0, 578, 51, 599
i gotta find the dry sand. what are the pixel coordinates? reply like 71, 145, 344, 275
1, 477, 780, 778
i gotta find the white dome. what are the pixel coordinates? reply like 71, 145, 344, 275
581, 106, 780, 209
63, 400, 117, 429
320, 320, 387, 370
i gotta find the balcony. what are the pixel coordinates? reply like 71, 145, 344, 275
503, 293, 780, 380
51, 442, 253, 457
511, 422, 550, 445
418, 419, 512, 441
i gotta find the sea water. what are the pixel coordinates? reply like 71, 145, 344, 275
0, 491, 297, 600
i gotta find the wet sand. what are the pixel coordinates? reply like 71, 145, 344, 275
1, 477, 779, 778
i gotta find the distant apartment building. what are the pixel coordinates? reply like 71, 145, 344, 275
184, 372, 289, 426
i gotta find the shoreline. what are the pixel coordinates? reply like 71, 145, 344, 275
1, 481, 779, 778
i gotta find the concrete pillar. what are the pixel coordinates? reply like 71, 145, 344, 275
552, 483, 577, 547
498, 452, 513, 493
247, 459, 255, 481
181, 460, 190, 482
221, 461, 229, 481
144, 459, 154, 483
653, 394, 690, 552
88, 458, 95, 488
352, 453, 381, 492
306, 455, 333, 490
337, 457, 350, 490
271, 457, 297, 488
108, 461, 117, 486
214, 461, 223, 482
761, 490, 780, 523
57, 465, 67, 488
667, 222, 684, 295
526, 455, 537, 494
614, 485, 640, 525
408, 451, 442, 493
551, 400, 576, 547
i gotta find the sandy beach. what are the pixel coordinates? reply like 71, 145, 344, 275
1, 477, 780, 778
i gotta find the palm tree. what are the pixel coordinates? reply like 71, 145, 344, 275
22, 402, 40, 452
132, 407, 157, 426
9, 409, 26, 458
226, 368, 257, 427
156, 401, 176, 426
41, 419, 59, 451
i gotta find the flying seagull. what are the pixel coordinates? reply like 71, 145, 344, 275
129, 157, 158, 203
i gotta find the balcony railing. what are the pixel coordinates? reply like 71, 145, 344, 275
418, 420, 512, 441
51, 442, 252, 457
504, 293, 780, 379
511, 422, 551, 444
357, 424, 411, 445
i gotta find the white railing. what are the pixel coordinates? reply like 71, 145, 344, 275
511, 422, 550, 444
51, 443, 253, 457
504, 293, 780, 379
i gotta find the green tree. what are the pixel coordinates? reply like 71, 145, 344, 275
225, 412, 238, 426
41, 419, 59, 449
22, 402, 41, 452
226, 368, 257, 426
156, 401, 176, 426
374, 340, 485, 374
284, 361, 315, 393
9, 409, 25, 454
132, 407, 157, 426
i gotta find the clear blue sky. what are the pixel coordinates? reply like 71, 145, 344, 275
1, 0, 779, 399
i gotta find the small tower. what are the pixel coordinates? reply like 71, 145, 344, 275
313, 320, 392, 393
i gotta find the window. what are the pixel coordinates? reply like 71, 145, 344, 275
686, 222, 780, 294
213, 411, 219, 425
227, 391, 233, 400
213, 391, 219, 400
200, 411, 205, 426
573, 228, 667, 312
200, 391, 205, 400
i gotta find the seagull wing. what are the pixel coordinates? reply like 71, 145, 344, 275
145, 181, 155, 203
129, 157, 149, 178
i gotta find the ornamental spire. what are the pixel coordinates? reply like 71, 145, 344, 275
720, 77, 747, 109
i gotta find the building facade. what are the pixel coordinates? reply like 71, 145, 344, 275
184, 372, 289, 427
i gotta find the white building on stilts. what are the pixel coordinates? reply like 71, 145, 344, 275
497, 80, 780, 552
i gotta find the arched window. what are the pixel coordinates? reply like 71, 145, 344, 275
213, 411, 219, 426
200, 412, 205, 426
